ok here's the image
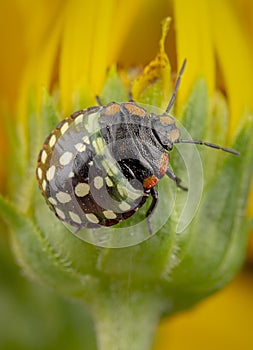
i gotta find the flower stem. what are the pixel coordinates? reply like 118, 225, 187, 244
91, 290, 163, 350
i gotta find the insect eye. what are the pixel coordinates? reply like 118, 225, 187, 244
166, 144, 173, 151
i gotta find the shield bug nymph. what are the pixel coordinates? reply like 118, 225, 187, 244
36, 59, 239, 234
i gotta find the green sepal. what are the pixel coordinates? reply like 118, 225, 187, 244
179, 78, 209, 139
0, 193, 100, 300
163, 115, 253, 312
1, 60, 253, 350
41, 89, 61, 137
99, 65, 128, 104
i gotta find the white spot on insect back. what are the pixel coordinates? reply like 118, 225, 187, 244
69, 211, 82, 224
42, 179, 47, 191
49, 134, 56, 147
117, 184, 127, 197
68, 171, 75, 178
74, 114, 84, 125
60, 122, 69, 134
94, 176, 103, 189
37, 167, 43, 180
105, 176, 113, 187
48, 197, 57, 205
119, 201, 131, 211
41, 150, 47, 164
74, 143, 86, 152
56, 207, 66, 220
59, 151, 73, 165
107, 163, 119, 176
86, 213, 99, 224
56, 191, 72, 203
103, 210, 117, 219
46, 165, 56, 181
75, 182, 90, 197
82, 135, 90, 144
97, 137, 104, 151
92, 137, 104, 154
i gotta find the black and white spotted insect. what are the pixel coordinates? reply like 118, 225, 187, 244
36, 60, 239, 233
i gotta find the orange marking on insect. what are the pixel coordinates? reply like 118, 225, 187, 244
143, 175, 158, 189
104, 103, 121, 115
160, 115, 174, 125
159, 153, 169, 175
169, 128, 180, 142
124, 103, 146, 117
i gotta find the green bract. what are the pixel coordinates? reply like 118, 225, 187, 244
1, 52, 253, 350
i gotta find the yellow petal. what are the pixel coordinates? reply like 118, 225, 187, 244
15, 0, 62, 53
0, 2, 27, 110
17, 16, 62, 121
0, 2, 27, 189
153, 273, 253, 350
174, 0, 215, 110
60, 0, 146, 113
231, 0, 253, 66
208, 0, 253, 140
59, 1, 97, 112
111, 0, 169, 66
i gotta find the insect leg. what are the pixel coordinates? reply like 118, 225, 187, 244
166, 168, 188, 191
145, 187, 159, 235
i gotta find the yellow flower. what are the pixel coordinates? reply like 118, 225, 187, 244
174, 0, 253, 139
0, 1, 253, 350
153, 272, 253, 350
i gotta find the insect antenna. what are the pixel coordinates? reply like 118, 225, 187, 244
174, 139, 240, 156
95, 95, 103, 106
166, 59, 187, 113
128, 91, 135, 102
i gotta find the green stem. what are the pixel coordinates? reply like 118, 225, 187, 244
91, 290, 163, 350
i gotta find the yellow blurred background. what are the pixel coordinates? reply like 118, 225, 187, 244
0, 1, 252, 349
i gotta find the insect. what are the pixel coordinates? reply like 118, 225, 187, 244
36, 60, 239, 234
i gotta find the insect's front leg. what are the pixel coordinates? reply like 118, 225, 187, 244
166, 168, 188, 191
145, 187, 159, 235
